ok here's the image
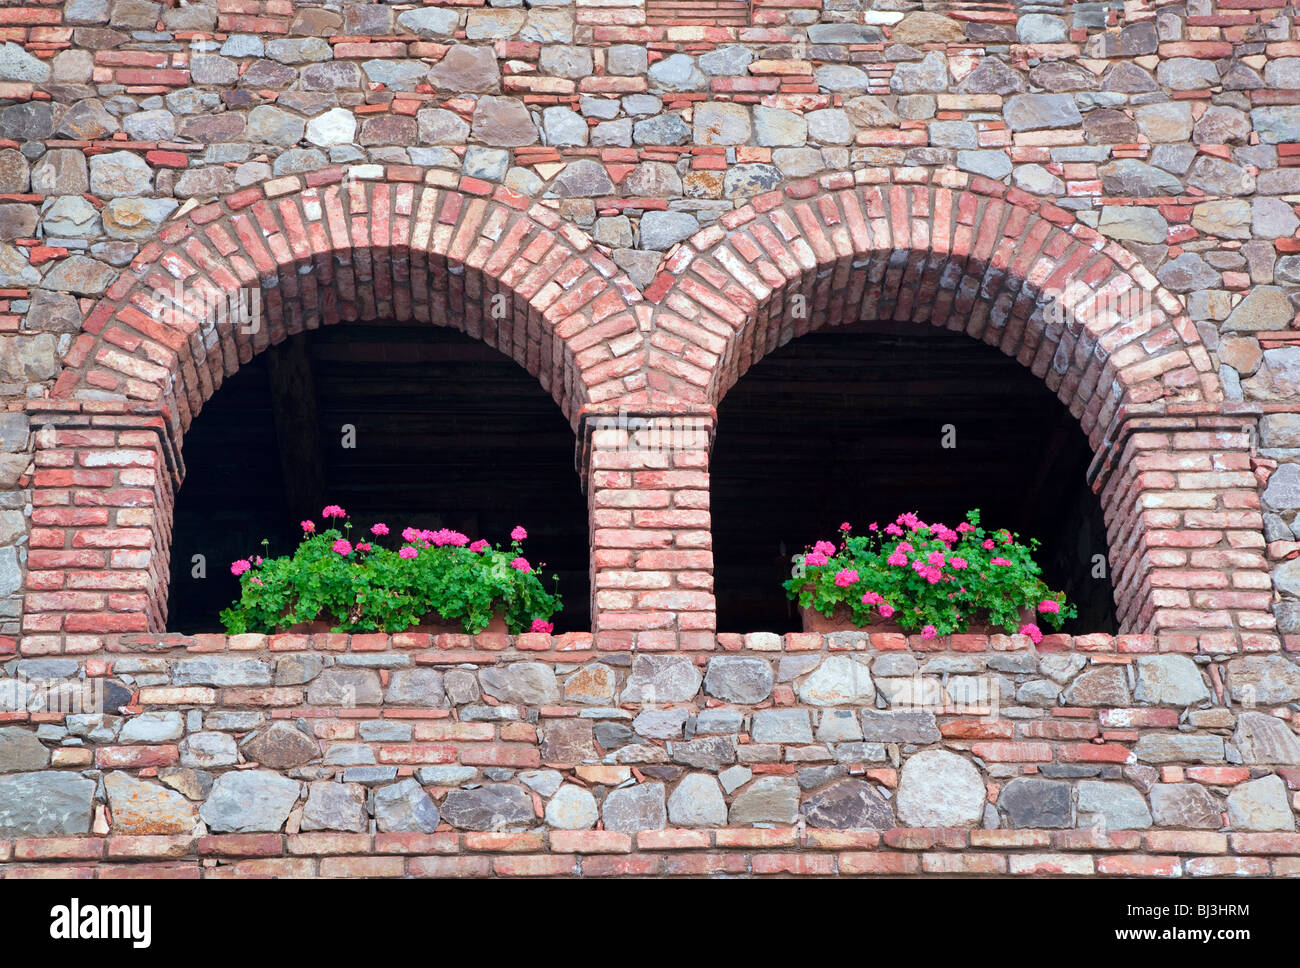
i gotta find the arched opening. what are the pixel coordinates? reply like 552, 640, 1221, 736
166, 322, 589, 633
710, 320, 1116, 634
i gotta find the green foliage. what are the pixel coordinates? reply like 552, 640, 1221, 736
220, 513, 561, 635
782, 510, 1076, 640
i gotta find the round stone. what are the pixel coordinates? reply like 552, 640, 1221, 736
896, 749, 986, 827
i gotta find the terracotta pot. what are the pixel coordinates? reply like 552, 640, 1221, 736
798, 597, 1036, 636
282, 619, 334, 634
411, 611, 508, 635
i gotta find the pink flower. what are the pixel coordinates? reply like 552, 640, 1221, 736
933, 525, 957, 544
357, 542, 372, 552
950, 557, 968, 570
804, 551, 829, 567
921, 625, 937, 640
250, 577, 263, 587
254, 556, 262, 565
991, 557, 1011, 567
862, 591, 883, 606
529, 619, 553, 634
430, 529, 469, 548
371, 523, 389, 536
884, 523, 903, 537
982, 539, 995, 550
957, 522, 975, 533
868, 522, 878, 531
301, 520, 315, 533
322, 505, 346, 519
896, 542, 914, 553
878, 603, 895, 618
834, 568, 858, 587
469, 539, 489, 554
230, 559, 251, 576
511, 557, 531, 573
886, 551, 908, 567
1038, 599, 1060, 614
1020, 623, 1044, 644
927, 551, 945, 566
813, 540, 836, 556
399, 546, 418, 560
332, 539, 352, 556
511, 525, 528, 541
402, 527, 421, 543
922, 567, 942, 585
839, 521, 851, 532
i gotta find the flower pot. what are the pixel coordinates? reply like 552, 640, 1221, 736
798, 600, 1037, 636
412, 611, 508, 635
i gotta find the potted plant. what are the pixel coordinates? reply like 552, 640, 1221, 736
783, 510, 1076, 642
220, 506, 561, 635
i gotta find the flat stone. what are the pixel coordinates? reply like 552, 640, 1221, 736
105, 771, 197, 835
704, 656, 773, 704
631, 707, 689, 741
0, 726, 48, 771
301, 780, 367, 833
1192, 199, 1252, 241
639, 211, 697, 251
1064, 666, 1131, 706
621, 654, 701, 704
889, 51, 948, 95
305, 667, 383, 706
1135, 734, 1225, 764
40, 196, 98, 239
180, 731, 238, 769
1224, 286, 1294, 333
1086, 109, 1139, 145
1253, 106, 1300, 144
1133, 654, 1210, 706
1157, 57, 1220, 90
545, 783, 598, 829
729, 775, 800, 825
173, 657, 271, 687
699, 45, 752, 76
0, 772, 95, 836
1150, 783, 1223, 829
802, 778, 894, 830
891, 12, 965, 45
102, 197, 179, 241
200, 771, 300, 833
602, 782, 666, 832
158, 768, 212, 802
670, 736, 735, 771
752, 106, 806, 147
539, 718, 598, 762
0, 41, 50, 82
1033, 61, 1099, 91
958, 57, 1026, 95
1225, 655, 1300, 704
648, 54, 705, 92
1227, 774, 1295, 831
372, 778, 441, 832
1187, 156, 1253, 196
1157, 252, 1219, 292
858, 709, 941, 744
417, 765, 477, 787
542, 105, 587, 147
383, 668, 447, 708
1134, 101, 1193, 143
751, 709, 813, 744
305, 107, 356, 147
999, 777, 1073, 828
797, 655, 875, 706
119, 711, 183, 744
607, 44, 649, 77
551, 158, 613, 197
1099, 159, 1183, 197
266, 36, 331, 64
957, 149, 1012, 180
693, 101, 751, 147
897, 750, 987, 828
723, 163, 782, 199
563, 663, 615, 705
1076, 781, 1153, 830
1194, 105, 1250, 145
275, 654, 324, 686
667, 773, 727, 826
1233, 712, 1300, 764
88, 150, 152, 197
844, 95, 899, 127
1004, 93, 1083, 132
633, 113, 690, 146
240, 722, 319, 769
442, 783, 534, 831
397, 7, 458, 37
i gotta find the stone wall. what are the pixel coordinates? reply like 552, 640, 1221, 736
1, 629, 1298, 877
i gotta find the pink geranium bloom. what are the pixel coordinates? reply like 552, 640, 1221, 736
399, 546, 418, 560
402, 527, 421, 543
982, 539, 995, 550
356, 542, 371, 552
896, 542, 913, 553
862, 591, 883, 606
371, 523, 389, 536
322, 505, 346, 519
813, 540, 836, 556
301, 520, 315, 533
332, 539, 352, 556
927, 551, 945, 566
510, 557, 531, 573
950, 557, 968, 570
1020, 623, 1044, 644
834, 568, 858, 587
868, 522, 878, 531
469, 539, 489, 553
1038, 599, 1060, 614
530, 619, 553, 634
887, 551, 907, 567
250, 577, 263, 587
230, 559, 251, 576
511, 525, 528, 541
957, 522, 975, 533
804, 551, 829, 567
884, 523, 903, 536
839, 521, 851, 532
991, 557, 1011, 567
921, 625, 937, 640
878, 603, 895, 618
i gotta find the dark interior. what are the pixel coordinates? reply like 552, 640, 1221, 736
710, 320, 1116, 634
166, 322, 590, 633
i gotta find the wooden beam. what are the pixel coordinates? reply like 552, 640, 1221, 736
266, 335, 328, 522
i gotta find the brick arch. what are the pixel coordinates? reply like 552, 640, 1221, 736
51, 168, 647, 436
620, 171, 1271, 642
643, 170, 1220, 453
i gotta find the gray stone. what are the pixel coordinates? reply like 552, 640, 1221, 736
1099, 159, 1183, 196
753, 106, 806, 147
698, 44, 753, 76
929, 120, 978, 149
397, 7, 459, 37
539, 718, 597, 762
889, 52, 948, 94
802, 778, 894, 830
540, 46, 593, 80
798, 655, 875, 706
173, 657, 270, 687
959, 58, 1026, 95
1000, 778, 1073, 828
200, 771, 300, 833
1064, 666, 1131, 706
173, 166, 236, 199
1225, 655, 1300, 704
266, 37, 331, 64
667, 773, 727, 826
443, 670, 480, 706
648, 54, 705, 92
0, 772, 95, 836
31, 150, 87, 196
542, 105, 587, 147
1033, 61, 1099, 91
0, 42, 50, 82
703, 656, 773, 704
694, 101, 751, 146
479, 662, 559, 705
0, 727, 48, 771
180, 731, 238, 769
301, 781, 367, 833
88, 151, 152, 197
306, 668, 383, 706
1157, 252, 1219, 292
1187, 156, 1254, 196
1253, 106, 1300, 144
240, 722, 319, 769
639, 211, 697, 251
417, 765, 478, 787
1225, 287, 1294, 333
1265, 464, 1300, 513
695, 709, 743, 735
441, 783, 535, 831
607, 45, 648, 77
896, 750, 986, 827
41, 196, 99, 238
621, 654, 701, 704
602, 782, 666, 832
1157, 57, 1220, 90
1133, 654, 1210, 706
1134, 101, 1193, 143
670, 736, 735, 771
384, 669, 446, 707
729, 776, 800, 825
103, 197, 179, 241
58, 99, 119, 140
1192, 199, 1252, 241
462, 146, 509, 180
551, 158, 613, 197
751, 709, 813, 744
1077, 781, 1153, 830
1150, 783, 1223, 829
858, 709, 941, 744
545, 784, 598, 829
305, 108, 356, 148
1195, 105, 1251, 145
374, 778, 441, 832
957, 150, 1012, 179
119, 711, 183, 744
633, 113, 691, 146
816, 708, 863, 743
1233, 712, 1300, 764
1253, 197, 1300, 240
1004, 93, 1083, 132
428, 45, 499, 93
275, 654, 324, 686
1135, 734, 1225, 764
246, 105, 306, 146
1227, 774, 1295, 831
1017, 13, 1066, 42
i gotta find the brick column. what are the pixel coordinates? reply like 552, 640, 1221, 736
22, 402, 178, 652
579, 403, 716, 651
1089, 403, 1274, 648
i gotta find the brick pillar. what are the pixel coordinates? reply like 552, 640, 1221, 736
22, 402, 178, 652
579, 404, 716, 651
1090, 404, 1274, 648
